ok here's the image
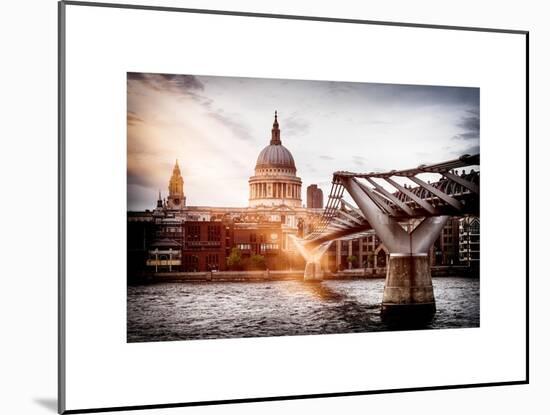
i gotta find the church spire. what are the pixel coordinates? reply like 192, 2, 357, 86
167, 158, 185, 209
156, 190, 163, 208
270, 110, 281, 145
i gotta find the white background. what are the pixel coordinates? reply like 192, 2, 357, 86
0, 0, 544, 414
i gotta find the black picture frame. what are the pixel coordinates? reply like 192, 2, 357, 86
58, 1, 529, 413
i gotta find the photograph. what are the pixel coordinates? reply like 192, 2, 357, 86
126, 72, 481, 342
0, 0, 535, 413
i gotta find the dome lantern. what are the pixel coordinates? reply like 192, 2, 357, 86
270, 110, 281, 145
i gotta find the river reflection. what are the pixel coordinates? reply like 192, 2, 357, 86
127, 277, 479, 342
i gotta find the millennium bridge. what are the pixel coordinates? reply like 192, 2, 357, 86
292, 153, 480, 321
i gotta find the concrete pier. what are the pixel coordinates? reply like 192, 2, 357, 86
381, 254, 436, 321
304, 261, 324, 281
289, 236, 332, 282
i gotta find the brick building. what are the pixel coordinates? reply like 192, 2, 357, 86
180, 221, 232, 272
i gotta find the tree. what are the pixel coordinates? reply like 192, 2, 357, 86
249, 254, 266, 270
226, 248, 243, 270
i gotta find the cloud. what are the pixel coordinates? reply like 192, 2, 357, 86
129, 72, 254, 144
457, 110, 480, 129
127, 72, 204, 95
375, 84, 480, 109
305, 163, 318, 173
163, 74, 204, 91
127, 184, 158, 212
127, 130, 166, 158
454, 131, 479, 140
453, 109, 480, 141
127, 111, 143, 126
326, 80, 480, 109
365, 120, 391, 125
327, 81, 355, 96
230, 158, 249, 171
461, 144, 480, 156
127, 168, 158, 188
127, 72, 148, 81
284, 114, 310, 137
208, 111, 254, 142
352, 155, 367, 167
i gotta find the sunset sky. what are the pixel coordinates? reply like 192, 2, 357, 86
127, 73, 479, 211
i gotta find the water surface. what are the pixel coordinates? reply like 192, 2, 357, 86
127, 277, 479, 342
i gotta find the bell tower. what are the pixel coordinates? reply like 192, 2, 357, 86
166, 159, 186, 209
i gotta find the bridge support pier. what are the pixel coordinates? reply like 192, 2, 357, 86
341, 177, 450, 323
304, 261, 324, 282
289, 237, 332, 282
381, 253, 435, 322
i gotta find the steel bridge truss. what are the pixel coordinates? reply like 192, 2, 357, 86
304, 154, 480, 246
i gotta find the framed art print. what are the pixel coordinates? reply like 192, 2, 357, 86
59, 1, 528, 413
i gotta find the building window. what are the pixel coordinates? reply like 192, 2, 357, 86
260, 243, 279, 252
207, 225, 221, 241
187, 225, 201, 241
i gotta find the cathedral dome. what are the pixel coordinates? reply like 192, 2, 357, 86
254, 111, 296, 171
255, 144, 296, 169
248, 111, 302, 208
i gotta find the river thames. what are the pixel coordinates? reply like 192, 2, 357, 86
127, 277, 479, 342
